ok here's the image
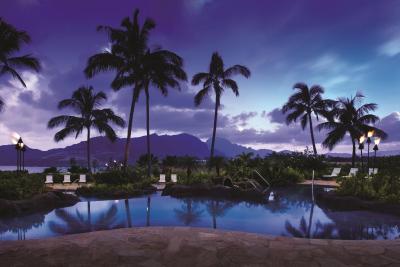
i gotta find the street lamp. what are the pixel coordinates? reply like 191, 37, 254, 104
366, 130, 374, 173
359, 135, 365, 172
373, 137, 380, 174
15, 137, 24, 172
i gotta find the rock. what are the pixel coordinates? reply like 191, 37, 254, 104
0, 191, 79, 217
162, 184, 268, 203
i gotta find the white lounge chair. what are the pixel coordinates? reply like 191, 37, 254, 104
79, 174, 86, 183
63, 174, 71, 183
171, 174, 177, 183
158, 174, 166, 183
322, 168, 341, 179
344, 168, 358, 178
45, 174, 53, 184
366, 168, 378, 178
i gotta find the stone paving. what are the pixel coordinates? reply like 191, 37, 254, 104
0, 227, 400, 266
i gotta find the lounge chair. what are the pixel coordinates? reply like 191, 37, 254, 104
79, 174, 86, 183
63, 174, 71, 183
171, 174, 177, 183
366, 168, 378, 178
159, 174, 166, 183
45, 174, 53, 184
344, 168, 358, 178
322, 168, 341, 179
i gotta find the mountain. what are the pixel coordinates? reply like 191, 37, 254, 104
206, 137, 273, 158
0, 133, 209, 167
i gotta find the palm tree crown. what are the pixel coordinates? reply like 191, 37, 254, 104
317, 92, 387, 166
0, 18, 41, 112
282, 83, 330, 155
192, 52, 250, 161
48, 86, 125, 171
0, 18, 41, 86
84, 9, 155, 168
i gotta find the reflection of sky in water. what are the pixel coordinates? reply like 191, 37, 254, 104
1, 186, 400, 241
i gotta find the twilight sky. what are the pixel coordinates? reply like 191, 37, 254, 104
0, 0, 400, 153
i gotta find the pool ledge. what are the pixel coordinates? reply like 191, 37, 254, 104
1, 227, 400, 266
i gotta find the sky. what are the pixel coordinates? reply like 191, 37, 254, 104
0, 0, 400, 153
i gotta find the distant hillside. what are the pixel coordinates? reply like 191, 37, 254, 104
206, 137, 273, 158
0, 133, 209, 166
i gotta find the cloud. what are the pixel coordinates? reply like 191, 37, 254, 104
378, 112, 400, 142
264, 108, 286, 124
379, 37, 400, 57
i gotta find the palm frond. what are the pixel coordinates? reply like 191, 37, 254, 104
194, 86, 210, 106
222, 79, 239, 96
191, 72, 210, 86
224, 64, 251, 78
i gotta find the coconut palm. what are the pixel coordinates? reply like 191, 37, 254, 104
317, 92, 387, 167
0, 19, 41, 112
84, 9, 155, 169
282, 83, 330, 155
192, 52, 250, 161
47, 86, 125, 172
139, 48, 187, 177
0, 19, 41, 86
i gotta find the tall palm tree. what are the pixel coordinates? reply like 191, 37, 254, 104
139, 48, 187, 177
282, 83, 329, 155
0, 19, 41, 112
0, 19, 41, 86
192, 52, 250, 161
317, 92, 387, 167
47, 86, 125, 172
84, 9, 155, 169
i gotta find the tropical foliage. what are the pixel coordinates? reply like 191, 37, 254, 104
192, 52, 250, 161
0, 172, 45, 200
0, 18, 41, 112
318, 92, 387, 166
47, 86, 125, 172
282, 83, 330, 155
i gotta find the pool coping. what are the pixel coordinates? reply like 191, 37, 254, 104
0, 227, 399, 266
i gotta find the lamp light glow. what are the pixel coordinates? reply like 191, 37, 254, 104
367, 130, 374, 138
359, 135, 365, 144
11, 132, 21, 145
374, 137, 381, 145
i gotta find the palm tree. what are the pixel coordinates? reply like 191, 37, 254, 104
317, 92, 387, 167
174, 199, 204, 226
47, 86, 125, 172
139, 48, 187, 177
84, 9, 155, 169
0, 19, 41, 112
192, 52, 250, 161
282, 83, 330, 155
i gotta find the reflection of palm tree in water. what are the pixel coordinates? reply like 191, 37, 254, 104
49, 202, 123, 234
146, 197, 151, 227
125, 199, 132, 228
206, 200, 234, 229
174, 199, 203, 226
285, 216, 336, 239
0, 213, 45, 240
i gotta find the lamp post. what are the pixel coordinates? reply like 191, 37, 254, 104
359, 135, 365, 172
373, 137, 380, 174
15, 137, 24, 172
366, 130, 374, 174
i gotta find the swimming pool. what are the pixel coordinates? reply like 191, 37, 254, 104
1, 186, 400, 240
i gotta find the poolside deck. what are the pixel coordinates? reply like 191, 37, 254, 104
0, 227, 399, 266
45, 183, 94, 191
299, 179, 339, 187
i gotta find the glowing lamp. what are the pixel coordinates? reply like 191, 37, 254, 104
367, 131, 374, 138
374, 137, 381, 145
359, 135, 365, 144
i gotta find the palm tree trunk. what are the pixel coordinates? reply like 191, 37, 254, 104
145, 87, 151, 178
210, 96, 220, 162
124, 199, 132, 228
351, 138, 356, 167
308, 113, 317, 155
87, 126, 91, 173
123, 86, 138, 170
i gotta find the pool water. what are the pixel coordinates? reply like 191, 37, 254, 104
1, 186, 400, 241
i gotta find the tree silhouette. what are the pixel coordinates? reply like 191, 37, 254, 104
205, 200, 234, 229
48, 86, 125, 172
192, 52, 250, 162
318, 92, 387, 166
282, 83, 330, 155
0, 18, 41, 113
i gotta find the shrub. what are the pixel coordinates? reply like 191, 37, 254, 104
93, 170, 136, 185
43, 167, 59, 173
0, 172, 45, 200
76, 181, 154, 198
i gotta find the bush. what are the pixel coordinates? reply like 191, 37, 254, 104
0, 172, 45, 200
337, 171, 400, 203
76, 181, 154, 198
178, 172, 213, 185
93, 170, 136, 185
43, 167, 59, 173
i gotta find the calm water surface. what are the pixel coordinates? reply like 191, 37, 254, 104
1, 186, 400, 241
